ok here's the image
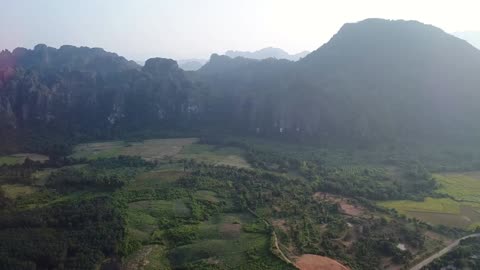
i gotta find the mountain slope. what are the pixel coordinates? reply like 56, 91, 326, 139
0, 46, 196, 152
198, 19, 480, 143
453, 31, 480, 49
2, 19, 480, 152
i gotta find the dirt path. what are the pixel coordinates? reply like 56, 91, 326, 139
272, 229, 295, 265
409, 233, 480, 270
123, 245, 154, 270
246, 208, 295, 266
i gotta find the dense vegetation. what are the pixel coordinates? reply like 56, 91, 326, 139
422, 237, 480, 269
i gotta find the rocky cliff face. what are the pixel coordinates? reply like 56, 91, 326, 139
0, 45, 197, 152
3, 19, 480, 152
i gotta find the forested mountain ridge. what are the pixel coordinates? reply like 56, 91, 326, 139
0, 46, 196, 152
2, 19, 480, 153
198, 19, 480, 143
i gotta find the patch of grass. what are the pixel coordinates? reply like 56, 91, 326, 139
144, 245, 171, 270
129, 170, 186, 190
434, 173, 480, 203
127, 199, 190, 237
379, 198, 480, 229
0, 153, 49, 165
0, 156, 23, 165
179, 144, 251, 168
379, 198, 461, 215
170, 224, 293, 270
126, 209, 158, 242
1, 184, 37, 199
379, 172, 480, 230
194, 190, 219, 203
71, 138, 197, 161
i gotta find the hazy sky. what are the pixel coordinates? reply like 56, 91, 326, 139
1, 0, 479, 60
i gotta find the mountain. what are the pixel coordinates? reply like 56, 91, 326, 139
0, 45, 196, 152
225, 47, 309, 61
0, 44, 139, 73
177, 58, 207, 71
198, 19, 480, 143
453, 31, 480, 49
2, 18, 480, 152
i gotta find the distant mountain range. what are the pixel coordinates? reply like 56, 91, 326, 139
176, 48, 309, 71
452, 31, 480, 49
225, 47, 309, 61
177, 59, 208, 71
2, 19, 480, 152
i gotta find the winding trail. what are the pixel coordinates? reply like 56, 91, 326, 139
409, 233, 480, 270
247, 208, 295, 266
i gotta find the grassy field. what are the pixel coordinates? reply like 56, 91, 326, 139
169, 213, 291, 269
71, 138, 251, 168
434, 172, 480, 203
0, 153, 49, 165
194, 190, 220, 203
379, 171, 480, 230
128, 170, 186, 190
1, 184, 37, 199
178, 144, 251, 168
71, 138, 197, 160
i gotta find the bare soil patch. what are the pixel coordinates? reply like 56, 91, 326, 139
219, 223, 242, 238
314, 192, 364, 216
296, 254, 350, 270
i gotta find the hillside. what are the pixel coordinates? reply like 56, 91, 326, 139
453, 31, 480, 49
2, 19, 480, 152
2, 18, 480, 270
0, 46, 195, 152
199, 19, 480, 143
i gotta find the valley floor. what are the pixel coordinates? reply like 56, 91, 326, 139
2, 137, 480, 269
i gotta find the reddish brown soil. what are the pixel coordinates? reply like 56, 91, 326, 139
219, 223, 241, 237
272, 219, 289, 233
296, 254, 350, 270
314, 192, 364, 216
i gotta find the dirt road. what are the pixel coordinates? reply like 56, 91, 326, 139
409, 233, 480, 270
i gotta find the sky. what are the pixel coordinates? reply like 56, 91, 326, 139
1, 0, 480, 60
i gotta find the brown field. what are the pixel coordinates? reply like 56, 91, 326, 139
219, 223, 242, 238
314, 192, 364, 216
296, 254, 350, 270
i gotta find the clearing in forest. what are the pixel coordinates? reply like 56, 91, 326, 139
313, 192, 364, 217
71, 138, 197, 160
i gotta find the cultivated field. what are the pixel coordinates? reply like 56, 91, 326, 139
178, 144, 251, 168
72, 138, 198, 160
434, 172, 480, 203
380, 172, 480, 230
71, 138, 251, 168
